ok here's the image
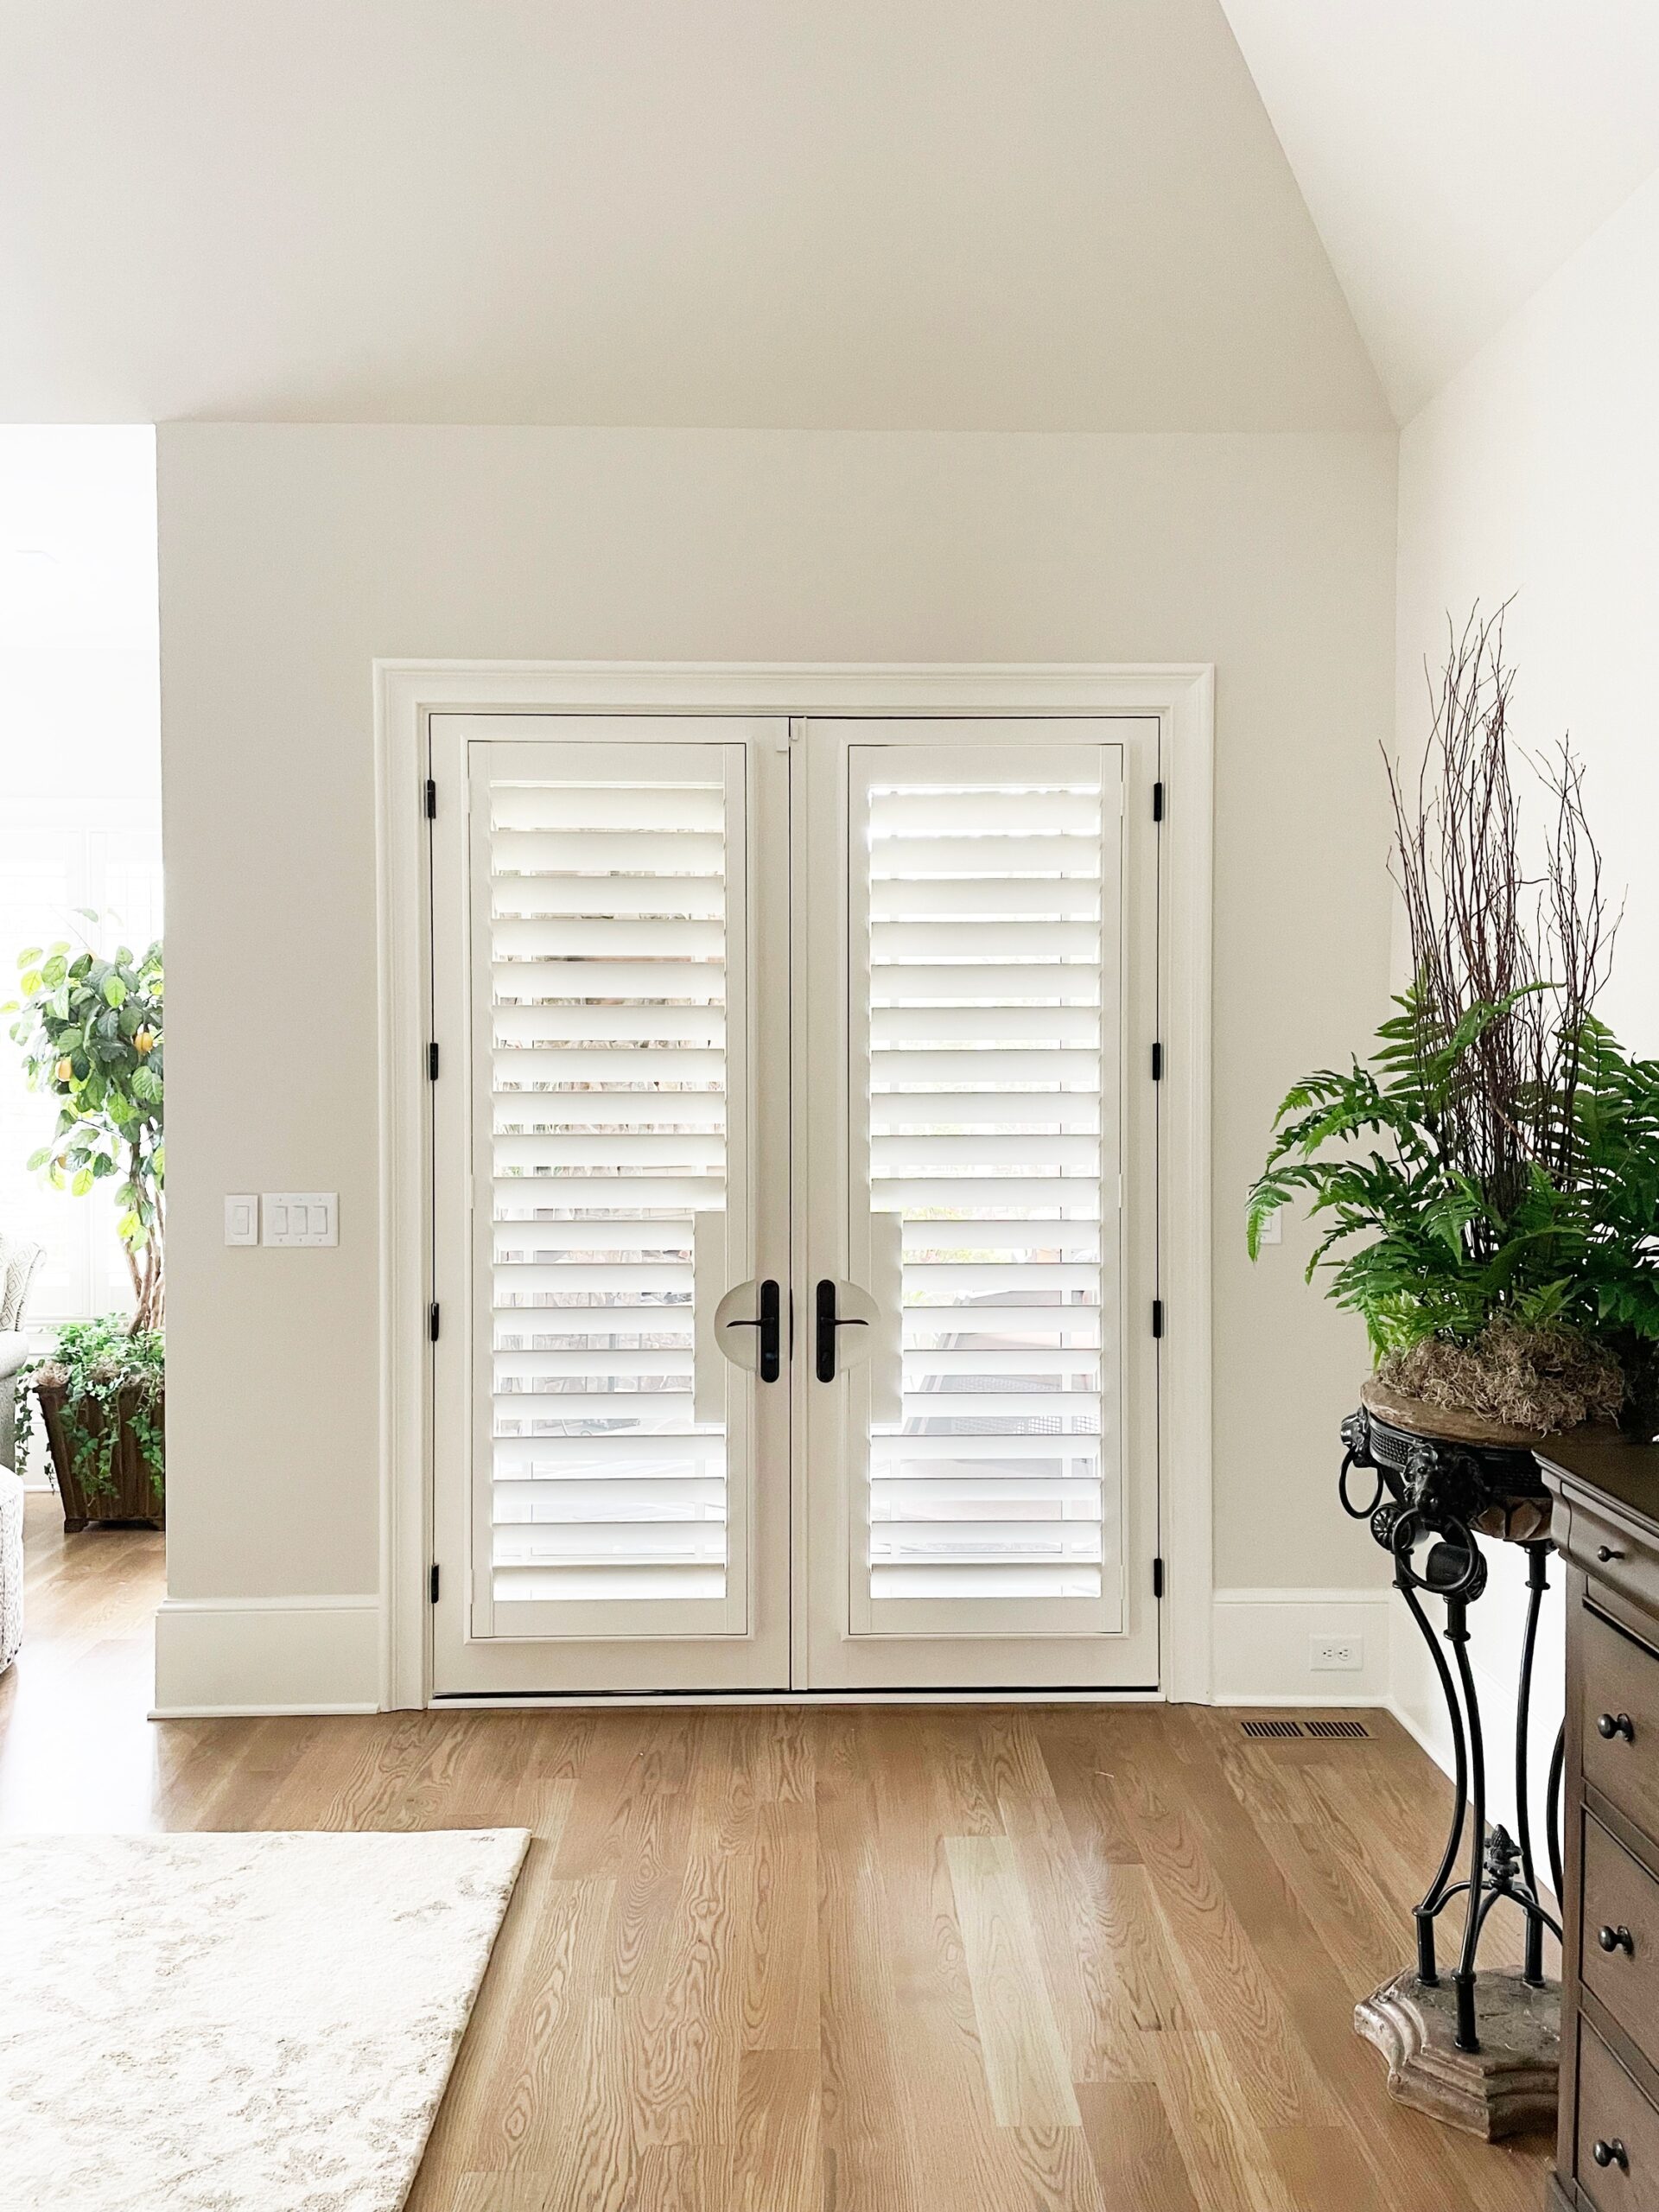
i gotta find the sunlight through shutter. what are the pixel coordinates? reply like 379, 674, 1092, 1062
486, 774, 732, 1609
863, 772, 1118, 1605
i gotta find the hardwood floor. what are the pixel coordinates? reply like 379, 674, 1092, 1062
0, 1499, 1553, 2209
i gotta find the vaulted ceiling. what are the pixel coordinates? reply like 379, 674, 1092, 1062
4, 4, 1654, 433
0, 1, 1384, 429
1219, 1, 1659, 420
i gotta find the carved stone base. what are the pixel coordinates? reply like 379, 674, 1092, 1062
1354, 1969, 1560, 2140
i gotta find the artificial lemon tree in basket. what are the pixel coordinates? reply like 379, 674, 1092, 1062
5, 922, 164, 1529
1249, 609, 1659, 1452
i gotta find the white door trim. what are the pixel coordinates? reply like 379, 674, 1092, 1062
374, 662, 1214, 1710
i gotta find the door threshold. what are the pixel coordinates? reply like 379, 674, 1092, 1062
429, 1685, 1163, 1708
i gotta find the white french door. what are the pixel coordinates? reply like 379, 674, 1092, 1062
429, 712, 1160, 1697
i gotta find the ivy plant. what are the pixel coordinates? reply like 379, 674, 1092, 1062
12, 1315, 164, 1508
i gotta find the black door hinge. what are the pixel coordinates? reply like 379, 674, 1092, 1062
1152, 1299, 1164, 1338
428, 1041, 440, 1080
429, 1563, 441, 1604
424, 778, 437, 819
1151, 1041, 1163, 1081
429, 1301, 441, 1342
1153, 1556, 1165, 1600
1152, 779, 1165, 823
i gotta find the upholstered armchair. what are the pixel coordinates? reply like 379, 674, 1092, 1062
0, 1231, 45, 1474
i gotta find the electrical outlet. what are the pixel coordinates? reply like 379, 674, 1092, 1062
1311, 1632, 1363, 1672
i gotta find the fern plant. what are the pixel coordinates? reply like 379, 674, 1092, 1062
1248, 985, 1659, 1369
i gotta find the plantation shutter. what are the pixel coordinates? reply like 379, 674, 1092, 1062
849, 746, 1125, 1635
474, 746, 752, 1637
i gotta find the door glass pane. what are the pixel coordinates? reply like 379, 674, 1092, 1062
861, 767, 1116, 1611
486, 773, 732, 1610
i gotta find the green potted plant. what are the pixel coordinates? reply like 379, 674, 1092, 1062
4, 919, 164, 1529
1249, 610, 1659, 1444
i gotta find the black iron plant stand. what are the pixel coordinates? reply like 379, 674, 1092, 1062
1341, 1404, 1564, 2139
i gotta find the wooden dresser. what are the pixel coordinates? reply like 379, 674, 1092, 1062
1539, 1431, 1659, 2211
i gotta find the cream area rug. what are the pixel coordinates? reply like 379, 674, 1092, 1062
0, 1827, 529, 2212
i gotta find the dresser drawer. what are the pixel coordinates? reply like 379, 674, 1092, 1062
1582, 1817, 1659, 2056
1582, 1605, 1659, 1844
1577, 2022, 1659, 2208
1570, 1486, 1659, 1624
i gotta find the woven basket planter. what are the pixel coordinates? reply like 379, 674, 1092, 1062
35, 1376, 164, 1531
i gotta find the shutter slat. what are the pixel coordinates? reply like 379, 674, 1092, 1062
492, 784, 726, 832
498, 1348, 696, 1380
872, 1004, 1098, 1045
497, 1131, 724, 1169
873, 1132, 1097, 1170
496, 1091, 727, 1130
495, 877, 726, 919
493, 828, 724, 872
873, 1177, 1103, 1212
493, 916, 724, 959
494, 959, 726, 1001
870, 963, 1100, 1004
493, 1565, 726, 1603
493, 1173, 723, 1210
872, 875, 1102, 919
871, 920, 1101, 961
495, 1003, 726, 1046
870, 789, 1103, 836
495, 1046, 724, 1085
871, 835, 1100, 874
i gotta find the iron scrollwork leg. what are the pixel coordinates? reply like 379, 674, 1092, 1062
1340, 1408, 1559, 2070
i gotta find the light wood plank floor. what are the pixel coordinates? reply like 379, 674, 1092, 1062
0, 1500, 1554, 2210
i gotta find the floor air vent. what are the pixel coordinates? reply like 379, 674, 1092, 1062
1305, 1719, 1370, 1738
1241, 1719, 1304, 1738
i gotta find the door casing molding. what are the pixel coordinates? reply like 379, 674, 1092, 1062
374, 662, 1215, 1710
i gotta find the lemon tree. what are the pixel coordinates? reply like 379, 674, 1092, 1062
5, 916, 164, 1332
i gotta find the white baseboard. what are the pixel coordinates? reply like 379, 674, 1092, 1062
152, 1595, 382, 1718
1210, 1586, 1393, 1706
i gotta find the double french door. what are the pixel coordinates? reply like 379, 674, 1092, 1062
429, 711, 1160, 1697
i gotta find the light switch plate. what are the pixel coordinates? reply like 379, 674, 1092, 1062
261, 1192, 339, 1248
224, 1194, 260, 1246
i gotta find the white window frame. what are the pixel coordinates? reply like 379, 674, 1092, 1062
375, 663, 1213, 1710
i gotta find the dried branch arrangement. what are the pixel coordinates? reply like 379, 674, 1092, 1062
1251, 602, 1659, 1433
1386, 602, 1616, 1229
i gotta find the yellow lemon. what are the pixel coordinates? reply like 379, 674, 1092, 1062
135, 1029, 155, 1055
54, 1057, 73, 1082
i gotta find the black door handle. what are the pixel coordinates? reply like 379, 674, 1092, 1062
816, 1277, 868, 1382
724, 1279, 782, 1382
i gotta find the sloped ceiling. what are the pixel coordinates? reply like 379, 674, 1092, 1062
0, 0, 1385, 429
1220, 1, 1659, 421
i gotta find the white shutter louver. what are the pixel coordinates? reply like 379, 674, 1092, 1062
486, 772, 733, 1610
861, 771, 1119, 1606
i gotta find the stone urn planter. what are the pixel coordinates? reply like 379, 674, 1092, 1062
35, 1376, 165, 1532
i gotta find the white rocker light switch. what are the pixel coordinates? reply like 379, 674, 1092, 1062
261, 1193, 339, 1247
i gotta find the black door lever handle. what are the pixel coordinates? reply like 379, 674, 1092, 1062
724, 1279, 782, 1382
816, 1278, 868, 1382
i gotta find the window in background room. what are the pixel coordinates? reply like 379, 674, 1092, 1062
0, 429, 160, 1341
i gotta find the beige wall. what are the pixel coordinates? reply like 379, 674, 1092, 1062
1395, 167, 1659, 1839
157, 423, 1396, 1648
